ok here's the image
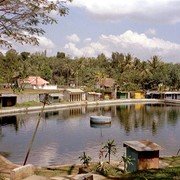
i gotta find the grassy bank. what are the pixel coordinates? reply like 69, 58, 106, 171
35, 156, 180, 179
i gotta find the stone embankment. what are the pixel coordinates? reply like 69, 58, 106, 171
0, 99, 165, 116
0, 155, 20, 179
164, 99, 180, 105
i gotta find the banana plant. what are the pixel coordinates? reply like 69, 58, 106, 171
79, 152, 92, 167
102, 139, 117, 164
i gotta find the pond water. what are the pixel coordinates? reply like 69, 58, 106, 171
0, 103, 180, 166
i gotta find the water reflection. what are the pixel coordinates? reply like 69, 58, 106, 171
0, 116, 18, 131
0, 103, 179, 165
115, 104, 180, 135
90, 123, 111, 139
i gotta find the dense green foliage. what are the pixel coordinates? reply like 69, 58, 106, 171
0, 50, 179, 91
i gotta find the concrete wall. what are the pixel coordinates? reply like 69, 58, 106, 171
10, 164, 34, 180
17, 94, 39, 104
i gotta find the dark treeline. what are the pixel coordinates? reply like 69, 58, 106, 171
0, 49, 179, 91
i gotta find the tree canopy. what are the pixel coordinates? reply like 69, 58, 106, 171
0, 50, 179, 92
0, 0, 72, 47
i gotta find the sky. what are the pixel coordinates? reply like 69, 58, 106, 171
3, 0, 180, 63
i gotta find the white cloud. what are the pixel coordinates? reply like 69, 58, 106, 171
84, 38, 92, 43
66, 34, 80, 43
20, 36, 55, 55
145, 28, 156, 36
71, 0, 180, 24
0, 35, 55, 56
64, 30, 180, 62
64, 42, 83, 57
37, 36, 55, 49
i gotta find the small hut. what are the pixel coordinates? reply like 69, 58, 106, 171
64, 89, 85, 102
123, 140, 162, 172
0, 93, 17, 107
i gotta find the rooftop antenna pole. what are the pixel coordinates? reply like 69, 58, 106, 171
23, 94, 49, 166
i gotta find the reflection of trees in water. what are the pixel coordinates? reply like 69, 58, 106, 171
60, 106, 113, 120
0, 115, 26, 155
116, 104, 179, 135
62, 108, 85, 119
0, 126, 2, 139
116, 105, 131, 134
167, 109, 180, 126
0, 115, 27, 132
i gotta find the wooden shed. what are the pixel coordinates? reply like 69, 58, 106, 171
117, 92, 130, 99
123, 140, 162, 172
86, 92, 101, 101
64, 89, 85, 102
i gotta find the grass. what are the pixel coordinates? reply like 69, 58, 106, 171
34, 156, 180, 179
122, 167, 180, 180
35, 164, 81, 178
0, 88, 60, 95
160, 156, 180, 167
15, 101, 42, 107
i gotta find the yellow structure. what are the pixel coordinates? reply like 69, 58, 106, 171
134, 92, 145, 99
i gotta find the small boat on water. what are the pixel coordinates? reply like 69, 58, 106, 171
90, 115, 111, 124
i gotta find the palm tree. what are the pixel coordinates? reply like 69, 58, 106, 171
102, 139, 117, 164
79, 152, 92, 167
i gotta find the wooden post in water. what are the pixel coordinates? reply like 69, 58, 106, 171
23, 94, 49, 166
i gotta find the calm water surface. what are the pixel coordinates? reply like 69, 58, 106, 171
0, 103, 179, 166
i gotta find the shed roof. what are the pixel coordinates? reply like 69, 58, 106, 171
146, 91, 180, 95
88, 92, 102, 95
66, 89, 84, 93
164, 91, 180, 95
123, 140, 162, 152
49, 93, 64, 97
0, 93, 17, 97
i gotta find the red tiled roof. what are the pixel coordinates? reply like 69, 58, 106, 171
23, 76, 49, 86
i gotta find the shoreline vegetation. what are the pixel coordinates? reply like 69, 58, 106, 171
35, 156, 180, 179
1, 98, 180, 116
0, 155, 179, 179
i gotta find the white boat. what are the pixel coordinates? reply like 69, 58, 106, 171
90, 115, 111, 124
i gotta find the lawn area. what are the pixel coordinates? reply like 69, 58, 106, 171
0, 88, 60, 94
160, 156, 180, 167
34, 156, 180, 179
122, 167, 180, 179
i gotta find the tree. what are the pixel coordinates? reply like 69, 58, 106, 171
79, 152, 92, 167
56, 52, 66, 59
0, 0, 72, 47
1, 49, 21, 84
102, 139, 117, 164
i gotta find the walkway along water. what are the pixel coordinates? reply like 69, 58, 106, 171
0, 99, 170, 116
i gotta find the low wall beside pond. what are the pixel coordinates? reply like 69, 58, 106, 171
17, 94, 39, 104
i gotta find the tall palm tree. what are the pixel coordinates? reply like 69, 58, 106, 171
148, 55, 162, 72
